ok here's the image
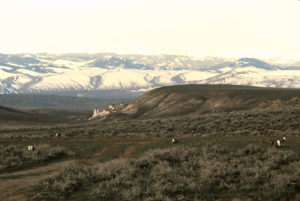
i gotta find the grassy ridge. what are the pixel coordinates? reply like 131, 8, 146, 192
122, 84, 300, 118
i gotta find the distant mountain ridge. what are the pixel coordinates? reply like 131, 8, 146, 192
0, 53, 300, 98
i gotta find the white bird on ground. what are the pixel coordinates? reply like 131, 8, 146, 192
27, 145, 34, 151
276, 140, 281, 147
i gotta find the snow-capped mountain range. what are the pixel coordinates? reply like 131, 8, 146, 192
0, 53, 300, 98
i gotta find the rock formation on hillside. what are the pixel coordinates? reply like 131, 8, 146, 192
89, 102, 128, 120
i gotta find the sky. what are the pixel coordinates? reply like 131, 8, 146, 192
0, 0, 300, 59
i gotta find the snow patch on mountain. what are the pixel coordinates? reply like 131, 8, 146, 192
201, 67, 300, 88
0, 53, 299, 97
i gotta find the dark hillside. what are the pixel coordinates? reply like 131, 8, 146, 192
0, 94, 131, 110
0, 105, 41, 122
0, 105, 90, 124
119, 84, 300, 118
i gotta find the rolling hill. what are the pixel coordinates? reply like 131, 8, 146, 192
118, 84, 300, 118
0, 105, 38, 122
0, 105, 91, 124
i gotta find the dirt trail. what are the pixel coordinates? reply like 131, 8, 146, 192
84, 146, 111, 165
0, 137, 181, 200
0, 160, 74, 201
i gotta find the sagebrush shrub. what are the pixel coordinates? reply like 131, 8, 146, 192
35, 144, 300, 201
0, 144, 74, 172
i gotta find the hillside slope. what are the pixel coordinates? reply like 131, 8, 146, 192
0, 105, 90, 124
119, 84, 300, 118
0, 105, 37, 122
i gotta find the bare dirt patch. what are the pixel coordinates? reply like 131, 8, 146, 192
123, 146, 137, 157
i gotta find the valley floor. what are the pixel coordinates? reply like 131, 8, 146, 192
0, 104, 300, 201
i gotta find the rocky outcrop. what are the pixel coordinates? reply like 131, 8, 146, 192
89, 107, 110, 120
89, 102, 129, 120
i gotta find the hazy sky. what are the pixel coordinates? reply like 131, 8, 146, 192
0, 0, 300, 58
